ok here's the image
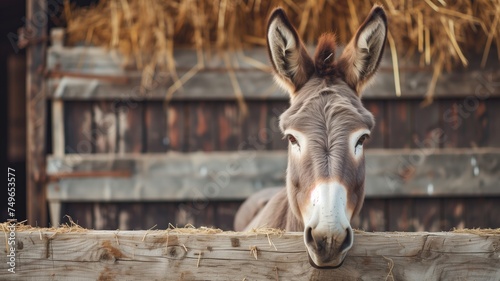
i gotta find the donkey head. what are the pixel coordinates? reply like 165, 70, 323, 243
266, 5, 387, 268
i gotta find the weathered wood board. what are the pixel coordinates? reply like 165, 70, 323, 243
46, 46, 500, 100
46, 148, 500, 202
1, 229, 499, 280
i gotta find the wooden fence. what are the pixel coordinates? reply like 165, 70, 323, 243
26, 26, 500, 231
1, 228, 499, 280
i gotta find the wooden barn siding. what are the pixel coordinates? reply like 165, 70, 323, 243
62, 99, 500, 154
57, 98, 500, 231
60, 197, 500, 232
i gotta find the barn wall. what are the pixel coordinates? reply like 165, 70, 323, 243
57, 97, 500, 231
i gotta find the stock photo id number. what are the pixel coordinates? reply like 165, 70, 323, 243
7, 167, 17, 273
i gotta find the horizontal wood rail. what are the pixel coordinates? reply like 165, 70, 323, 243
46, 46, 500, 101
1, 228, 498, 280
46, 148, 500, 202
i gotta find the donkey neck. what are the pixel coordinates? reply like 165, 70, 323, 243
258, 187, 304, 231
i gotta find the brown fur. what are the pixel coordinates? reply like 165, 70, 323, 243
337, 5, 388, 94
237, 5, 387, 239
314, 33, 337, 76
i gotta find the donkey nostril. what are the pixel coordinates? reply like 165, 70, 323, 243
340, 228, 352, 252
305, 227, 314, 245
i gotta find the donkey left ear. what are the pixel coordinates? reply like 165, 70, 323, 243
337, 5, 387, 94
267, 8, 315, 95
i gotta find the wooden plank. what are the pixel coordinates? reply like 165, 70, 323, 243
51, 100, 65, 156
166, 102, 186, 151
7, 55, 27, 162
488, 198, 500, 227
2, 230, 500, 280
443, 198, 466, 230
242, 101, 269, 150
64, 102, 93, 154
93, 203, 119, 230
463, 198, 490, 229
387, 101, 412, 148
92, 101, 118, 153
387, 199, 414, 231
487, 99, 500, 147
117, 103, 144, 153
46, 46, 500, 100
45, 148, 500, 202
412, 101, 441, 149
26, 0, 48, 227
188, 102, 216, 152
215, 102, 241, 151
457, 99, 484, 148
215, 201, 242, 231
145, 102, 168, 152
175, 200, 216, 228
413, 199, 442, 232
440, 99, 460, 148
354, 199, 386, 231
118, 203, 144, 230
142, 203, 177, 229
61, 203, 94, 229
268, 101, 288, 150
364, 101, 386, 148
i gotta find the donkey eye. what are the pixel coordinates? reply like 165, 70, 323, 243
355, 134, 369, 148
287, 134, 299, 145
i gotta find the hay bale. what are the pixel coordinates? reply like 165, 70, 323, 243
64, 1, 500, 101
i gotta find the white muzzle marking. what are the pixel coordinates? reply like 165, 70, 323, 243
304, 181, 354, 267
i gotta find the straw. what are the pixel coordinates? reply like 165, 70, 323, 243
63, 0, 500, 100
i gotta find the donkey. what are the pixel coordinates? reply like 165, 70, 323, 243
234, 5, 387, 268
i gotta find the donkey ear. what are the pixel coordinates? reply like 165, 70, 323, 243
267, 8, 315, 95
337, 5, 387, 94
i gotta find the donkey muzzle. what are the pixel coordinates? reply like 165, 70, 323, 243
303, 181, 354, 268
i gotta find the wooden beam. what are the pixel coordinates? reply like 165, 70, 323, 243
26, 0, 48, 227
45, 148, 500, 202
1, 228, 499, 280
46, 46, 500, 101
51, 100, 64, 157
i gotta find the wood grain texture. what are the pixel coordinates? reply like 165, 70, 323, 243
144, 102, 168, 152
355, 199, 386, 231
387, 199, 414, 231
64, 102, 93, 154
61, 203, 94, 229
242, 101, 269, 150
46, 148, 500, 202
51, 100, 65, 156
387, 101, 412, 148
364, 100, 386, 148
117, 103, 144, 153
268, 101, 288, 150
188, 102, 216, 152
1, 230, 499, 280
487, 99, 500, 147
412, 101, 441, 149
440, 99, 460, 148
166, 102, 186, 151
413, 199, 442, 232
26, 0, 48, 227
92, 101, 117, 153
46, 46, 500, 100
443, 198, 466, 230
216, 102, 241, 151
93, 203, 119, 230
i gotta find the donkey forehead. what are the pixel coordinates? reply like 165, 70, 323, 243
279, 82, 374, 134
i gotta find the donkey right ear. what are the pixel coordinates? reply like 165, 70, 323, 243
267, 8, 315, 95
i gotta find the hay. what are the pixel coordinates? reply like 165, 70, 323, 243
0, 216, 87, 234
452, 228, 500, 235
63, 1, 500, 102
